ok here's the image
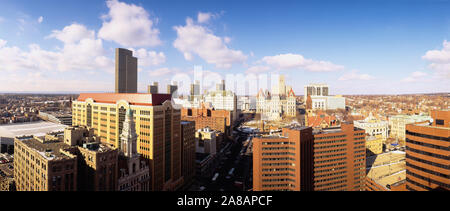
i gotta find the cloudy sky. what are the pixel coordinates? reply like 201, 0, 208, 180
0, 0, 449, 95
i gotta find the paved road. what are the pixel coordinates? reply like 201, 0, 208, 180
203, 124, 252, 191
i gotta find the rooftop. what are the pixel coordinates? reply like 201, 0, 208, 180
20, 137, 74, 161
77, 93, 172, 106
0, 121, 67, 138
366, 151, 406, 189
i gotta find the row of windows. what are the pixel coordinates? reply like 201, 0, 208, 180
262, 168, 295, 172
406, 170, 449, 189
406, 154, 449, 170
262, 147, 296, 151
354, 145, 365, 149
315, 161, 347, 169
262, 157, 295, 161
262, 162, 294, 167
315, 153, 346, 159
262, 152, 296, 156
140, 110, 151, 116
262, 142, 295, 145
315, 157, 346, 164
315, 148, 346, 155
317, 184, 347, 191
262, 178, 296, 182
406, 146, 449, 160
315, 135, 347, 140
314, 143, 347, 150
406, 178, 433, 191
262, 173, 296, 177
262, 183, 295, 188
315, 139, 346, 145
354, 150, 365, 154
406, 138, 449, 151
314, 166, 346, 174
406, 130, 449, 142
315, 170, 347, 179
354, 141, 365, 145
315, 177, 347, 187
406, 162, 449, 179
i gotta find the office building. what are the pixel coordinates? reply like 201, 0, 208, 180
14, 135, 78, 191
167, 82, 178, 98
365, 135, 383, 155
389, 114, 432, 145
190, 81, 201, 96
63, 126, 119, 191
253, 123, 366, 191
405, 110, 449, 191
72, 93, 182, 191
304, 83, 345, 110
148, 82, 159, 94
115, 48, 137, 93
354, 113, 389, 139
181, 103, 232, 136
195, 127, 217, 155
180, 121, 196, 189
204, 83, 237, 119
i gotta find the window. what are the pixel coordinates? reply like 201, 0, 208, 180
436, 119, 444, 126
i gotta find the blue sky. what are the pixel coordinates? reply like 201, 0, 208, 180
0, 0, 449, 94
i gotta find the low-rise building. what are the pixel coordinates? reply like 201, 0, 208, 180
14, 135, 78, 191
354, 113, 389, 139
389, 114, 432, 145
366, 135, 383, 155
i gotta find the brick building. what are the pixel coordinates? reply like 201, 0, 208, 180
72, 93, 182, 191
252, 123, 366, 191
181, 104, 232, 136
405, 109, 449, 191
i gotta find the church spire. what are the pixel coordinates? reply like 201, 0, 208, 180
120, 109, 139, 158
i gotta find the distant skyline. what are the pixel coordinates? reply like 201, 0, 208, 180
0, 0, 449, 95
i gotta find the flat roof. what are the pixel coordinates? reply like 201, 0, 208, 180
20, 138, 73, 161
0, 121, 67, 138
366, 151, 406, 188
77, 93, 172, 106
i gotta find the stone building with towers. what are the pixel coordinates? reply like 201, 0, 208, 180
117, 109, 150, 191
256, 75, 297, 121
256, 88, 297, 121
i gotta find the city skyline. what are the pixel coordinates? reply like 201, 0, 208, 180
0, 0, 449, 95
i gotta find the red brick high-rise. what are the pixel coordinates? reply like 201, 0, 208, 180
405, 109, 449, 191
252, 123, 366, 191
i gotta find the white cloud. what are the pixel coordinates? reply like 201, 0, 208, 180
0, 17, 5, 23
0, 39, 6, 48
0, 23, 113, 73
98, 0, 161, 47
422, 40, 450, 79
401, 71, 428, 82
130, 48, 166, 67
338, 70, 375, 81
47, 23, 95, 44
149, 67, 180, 77
197, 12, 219, 24
38, 16, 43, 23
173, 17, 247, 69
245, 65, 271, 74
261, 53, 344, 72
